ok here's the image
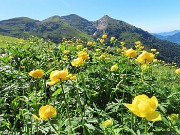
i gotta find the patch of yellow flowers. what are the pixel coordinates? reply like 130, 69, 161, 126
71, 51, 89, 67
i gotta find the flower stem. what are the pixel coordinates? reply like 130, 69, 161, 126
61, 83, 73, 134
75, 83, 85, 128
48, 119, 60, 135
144, 119, 148, 135
131, 113, 134, 131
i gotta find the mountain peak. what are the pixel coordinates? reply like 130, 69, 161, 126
64, 14, 81, 18
101, 15, 111, 19
42, 15, 62, 22
97, 15, 112, 31
1, 17, 39, 22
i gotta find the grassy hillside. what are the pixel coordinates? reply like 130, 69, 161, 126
93, 15, 180, 66
62, 14, 97, 35
0, 35, 24, 48
0, 36, 180, 135
0, 16, 93, 43
0, 15, 180, 66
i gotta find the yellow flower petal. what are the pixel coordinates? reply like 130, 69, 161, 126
145, 111, 161, 121
126, 94, 160, 119
39, 105, 57, 120
124, 104, 134, 112
32, 114, 41, 121
102, 34, 107, 39
136, 51, 154, 64
50, 70, 61, 81
29, 69, 44, 78
78, 51, 89, 60
125, 48, 136, 58
71, 57, 85, 67
150, 96, 158, 109
46, 80, 60, 86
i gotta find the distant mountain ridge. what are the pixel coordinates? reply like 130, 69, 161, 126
0, 14, 180, 65
152, 30, 180, 44
152, 30, 180, 36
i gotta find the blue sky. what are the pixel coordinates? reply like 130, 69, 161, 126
0, 0, 180, 33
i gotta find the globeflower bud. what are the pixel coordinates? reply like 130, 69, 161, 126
175, 68, 180, 74
102, 118, 113, 128
111, 64, 118, 71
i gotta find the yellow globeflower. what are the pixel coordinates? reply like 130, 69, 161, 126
110, 36, 115, 42
33, 105, 57, 120
87, 41, 93, 46
105, 58, 110, 61
95, 49, 101, 53
76, 45, 83, 50
21, 66, 26, 69
175, 68, 180, 74
102, 118, 113, 128
29, 69, 44, 78
125, 94, 161, 121
168, 114, 179, 121
120, 42, 125, 46
135, 41, 141, 45
70, 75, 77, 80
153, 59, 158, 63
155, 52, 160, 55
83, 48, 88, 51
102, 34, 107, 39
136, 51, 154, 64
47, 69, 69, 86
99, 53, 106, 60
71, 57, 85, 67
100, 39, 105, 43
111, 64, 118, 71
78, 51, 89, 60
63, 50, 70, 55
51, 69, 68, 80
116, 48, 121, 52
151, 49, 156, 52
141, 64, 149, 71
125, 48, 136, 58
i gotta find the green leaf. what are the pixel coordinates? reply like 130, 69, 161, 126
52, 88, 62, 97
45, 68, 55, 75
84, 124, 95, 131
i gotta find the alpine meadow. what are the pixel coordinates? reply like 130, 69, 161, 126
0, 14, 180, 135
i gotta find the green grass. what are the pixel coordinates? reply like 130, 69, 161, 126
0, 36, 179, 135
153, 65, 180, 90
0, 35, 24, 48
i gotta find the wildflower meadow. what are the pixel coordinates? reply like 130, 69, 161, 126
0, 35, 180, 135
